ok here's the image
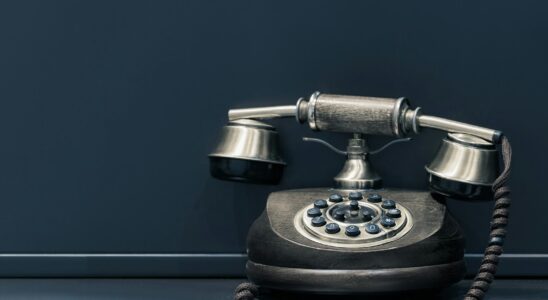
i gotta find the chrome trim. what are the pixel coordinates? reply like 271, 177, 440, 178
228, 105, 296, 121
307, 91, 320, 131
418, 115, 497, 143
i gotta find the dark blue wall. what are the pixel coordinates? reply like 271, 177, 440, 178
0, 0, 546, 275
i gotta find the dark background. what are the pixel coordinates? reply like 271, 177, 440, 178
0, 0, 545, 275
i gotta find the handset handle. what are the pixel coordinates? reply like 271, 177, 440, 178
227, 92, 503, 144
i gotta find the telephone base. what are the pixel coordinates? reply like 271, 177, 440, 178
246, 188, 466, 294
247, 260, 465, 294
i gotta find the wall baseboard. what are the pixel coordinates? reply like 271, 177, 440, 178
0, 253, 544, 277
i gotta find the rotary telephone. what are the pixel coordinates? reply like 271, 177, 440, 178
208, 92, 512, 300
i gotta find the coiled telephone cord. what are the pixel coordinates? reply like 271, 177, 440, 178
234, 281, 259, 300
464, 136, 512, 300
234, 137, 512, 300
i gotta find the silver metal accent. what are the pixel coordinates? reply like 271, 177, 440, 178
334, 137, 382, 189
302, 135, 383, 189
411, 107, 421, 134
418, 114, 498, 143
302, 137, 347, 155
392, 97, 409, 137
208, 119, 285, 165
294, 197, 413, 248
222, 93, 502, 144
303, 135, 411, 189
303, 136, 411, 157
307, 93, 409, 136
425, 133, 499, 186
369, 138, 412, 155
334, 156, 382, 189
228, 105, 296, 121
295, 97, 305, 123
307, 91, 320, 130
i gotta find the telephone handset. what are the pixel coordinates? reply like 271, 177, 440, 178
209, 92, 512, 300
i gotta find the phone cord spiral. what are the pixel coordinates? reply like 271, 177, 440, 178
234, 281, 259, 300
233, 137, 512, 300
464, 136, 512, 300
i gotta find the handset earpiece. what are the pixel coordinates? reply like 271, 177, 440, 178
425, 133, 499, 200
208, 119, 285, 184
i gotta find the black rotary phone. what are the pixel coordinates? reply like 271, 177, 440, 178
208, 92, 512, 300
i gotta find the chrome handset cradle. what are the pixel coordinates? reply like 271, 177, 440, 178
302, 134, 411, 190
212, 91, 502, 198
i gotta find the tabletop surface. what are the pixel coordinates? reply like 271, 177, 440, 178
0, 278, 545, 300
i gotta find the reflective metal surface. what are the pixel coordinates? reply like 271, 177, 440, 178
209, 119, 286, 184
302, 134, 383, 189
417, 114, 501, 143
426, 133, 498, 186
425, 133, 499, 199
222, 91, 503, 143
302, 137, 348, 155
211, 92, 505, 190
228, 105, 296, 121
334, 154, 382, 189
334, 136, 382, 189
307, 92, 410, 137
209, 119, 285, 165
